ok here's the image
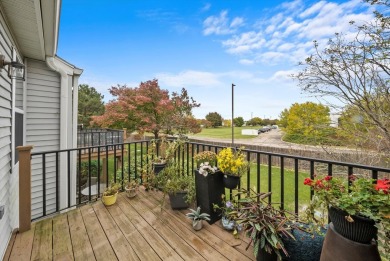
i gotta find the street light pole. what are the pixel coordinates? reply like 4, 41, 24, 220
232, 83, 235, 147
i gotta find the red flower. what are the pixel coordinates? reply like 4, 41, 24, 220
315, 179, 324, 188
375, 179, 390, 193
324, 176, 332, 181
349, 175, 356, 181
304, 178, 313, 185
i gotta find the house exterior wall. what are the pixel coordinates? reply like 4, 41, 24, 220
0, 11, 16, 260
25, 59, 61, 219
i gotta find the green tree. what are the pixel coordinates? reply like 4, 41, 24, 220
233, 117, 244, 127
205, 112, 223, 128
282, 102, 332, 144
293, 1, 390, 150
78, 84, 105, 127
247, 117, 262, 126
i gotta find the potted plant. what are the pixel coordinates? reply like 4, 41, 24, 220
158, 164, 195, 210
216, 147, 249, 189
213, 194, 241, 233
193, 151, 225, 224
186, 206, 211, 231
235, 189, 298, 261
149, 136, 182, 175
303, 175, 390, 246
102, 182, 121, 206
125, 179, 140, 198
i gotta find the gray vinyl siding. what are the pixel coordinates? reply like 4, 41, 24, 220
15, 79, 23, 110
0, 16, 13, 260
25, 59, 60, 219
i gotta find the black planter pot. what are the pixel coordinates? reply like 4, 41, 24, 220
256, 248, 277, 261
223, 173, 240, 189
169, 191, 189, 210
153, 162, 167, 175
195, 170, 225, 224
329, 206, 377, 244
282, 224, 326, 261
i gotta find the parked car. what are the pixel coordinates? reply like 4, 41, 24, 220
258, 127, 270, 134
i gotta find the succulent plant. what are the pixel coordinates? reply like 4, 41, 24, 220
186, 207, 211, 227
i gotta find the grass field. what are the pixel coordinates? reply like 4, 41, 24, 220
191, 126, 259, 139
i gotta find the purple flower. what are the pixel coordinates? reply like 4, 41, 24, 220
226, 201, 233, 208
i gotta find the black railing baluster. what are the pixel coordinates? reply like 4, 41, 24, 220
257, 153, 260, 194
135, 143, 138, 180
268, 154, 272, 203
114, 146, 117, 183
140, 142, 143, 172
97, 147, 101, 195
328, 163, 333, 176
68, 150, 71, 208
88, 148, 91, 201
78, 150, 81, 204
42, 154, 46, 216
55, 152, 59, 212
372, 170, 378, 180
191, 143, 194, 175
310, 161, 315, 199
294, 158, 299, 215
280, 156, 284, 210
128, 143, 131, 182
105, 145, 109, 187
247, 151, 250, 191
186, 143, 189, 176
348, 166, 353, 191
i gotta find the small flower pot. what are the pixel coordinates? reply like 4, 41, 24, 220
329, 206, 377, 244
125, 187, 138, 198
193, 220, 203, 231
221, 216, 236, 231
153, 162, 167, 175
102, 192, 118, 206
223, 173, 240, 189
169, 191, 189, 210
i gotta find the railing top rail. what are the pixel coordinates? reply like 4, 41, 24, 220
30, 139, 390, 173
31, 140, 149, 156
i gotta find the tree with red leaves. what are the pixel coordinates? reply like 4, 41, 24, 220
92, 79, 200, 138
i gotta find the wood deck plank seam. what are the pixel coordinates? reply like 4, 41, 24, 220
104, 201, 162, 261
91, 201, 140, 261
79, 205, 117, 261
115, 195, 183, 261
121, 194, 207, 261
138, 189, 254, 261
133, 191, 229, 261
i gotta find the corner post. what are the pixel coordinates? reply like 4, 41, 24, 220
17, 145, 33, 232
123, 128, 127, 142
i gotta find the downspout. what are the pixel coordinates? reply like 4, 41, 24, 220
46, 56, 72, 209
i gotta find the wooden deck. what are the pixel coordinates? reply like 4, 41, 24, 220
5, 188, 255, 261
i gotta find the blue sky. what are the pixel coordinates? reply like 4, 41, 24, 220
58, 0, 376, 120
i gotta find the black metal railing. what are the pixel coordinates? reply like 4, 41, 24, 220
77, 128, 124, 152
30, 140, 390, 221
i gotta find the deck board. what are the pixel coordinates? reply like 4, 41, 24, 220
6, 188, 256, 261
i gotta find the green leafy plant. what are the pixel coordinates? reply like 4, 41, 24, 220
103, 182, 121, 196
235, 189, 298, 260
186, 207, 211, 226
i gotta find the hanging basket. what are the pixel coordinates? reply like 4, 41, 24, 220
223, 173, 240, 189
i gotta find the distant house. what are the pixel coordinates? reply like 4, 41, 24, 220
0, 0, 82, 258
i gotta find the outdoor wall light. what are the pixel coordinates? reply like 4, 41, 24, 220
0, 54, 25, 80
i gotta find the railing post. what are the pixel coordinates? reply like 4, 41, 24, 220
123, 128, 127, 142
17, 145, 33, 232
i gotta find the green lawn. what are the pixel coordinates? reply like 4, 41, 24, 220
191, 126, 259, 139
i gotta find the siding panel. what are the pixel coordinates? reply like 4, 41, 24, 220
0, 13, 13, 260
26, 59, 60, 219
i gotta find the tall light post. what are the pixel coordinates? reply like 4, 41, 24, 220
232, 83, 235, 147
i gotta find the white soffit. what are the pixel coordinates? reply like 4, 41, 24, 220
0, 0, 60, 60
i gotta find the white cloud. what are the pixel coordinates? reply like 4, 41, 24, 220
239, 59, 254, 65
222, 31, 265, 54
202, 3, 211, 12
156, 70, 222, 88
211, 0, 375, 65
203, 10, 244, 35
